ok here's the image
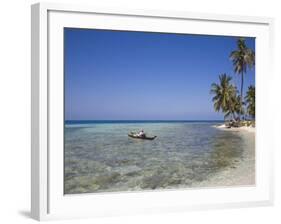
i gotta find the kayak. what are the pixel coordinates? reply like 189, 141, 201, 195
128, 132, 157, 140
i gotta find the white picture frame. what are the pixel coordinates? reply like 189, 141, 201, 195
31, 2, 274, 221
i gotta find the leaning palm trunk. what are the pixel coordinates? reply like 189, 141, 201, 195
240, 70, 244, 120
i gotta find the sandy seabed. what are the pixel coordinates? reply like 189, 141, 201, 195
197, 125, 255, 188
65, 122, 256, 193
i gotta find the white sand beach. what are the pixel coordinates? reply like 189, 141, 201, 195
196, 126, 255, 188
215, 124, 255, 133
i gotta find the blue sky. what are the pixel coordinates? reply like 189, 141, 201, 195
64, 28, 255, 120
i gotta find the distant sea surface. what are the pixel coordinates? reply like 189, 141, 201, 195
64, 120, 255, 194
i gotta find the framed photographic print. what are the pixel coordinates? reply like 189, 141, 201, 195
31, 2, 274, 221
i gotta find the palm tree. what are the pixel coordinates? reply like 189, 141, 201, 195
210, 74, 238, 121
230, 38, 255, 119
245, 85, 255, 119
226, 94, 243, 121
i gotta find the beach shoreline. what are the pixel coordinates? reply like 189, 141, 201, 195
196, 125, 255, 187
214, 123, 255, 133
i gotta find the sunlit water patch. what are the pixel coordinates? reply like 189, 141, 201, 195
64, 121, 255, 194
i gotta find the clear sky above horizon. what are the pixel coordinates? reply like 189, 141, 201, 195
65, 28, 255, 120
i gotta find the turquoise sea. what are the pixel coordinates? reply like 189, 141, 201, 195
64, 121, 255, 194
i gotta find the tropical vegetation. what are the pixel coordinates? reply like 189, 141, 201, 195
245, 85, 255, 119
230, 38, 255, 119
210, 37, 255, 127
210, 74, 239, 121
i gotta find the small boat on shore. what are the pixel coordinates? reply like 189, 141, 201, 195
128, 132, 157, 140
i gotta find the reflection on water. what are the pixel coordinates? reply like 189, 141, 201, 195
64, 122, 254, 194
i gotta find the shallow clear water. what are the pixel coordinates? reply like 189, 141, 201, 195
64, 121, 255, 194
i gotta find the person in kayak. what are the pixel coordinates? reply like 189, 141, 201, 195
137, 130, 145, 137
